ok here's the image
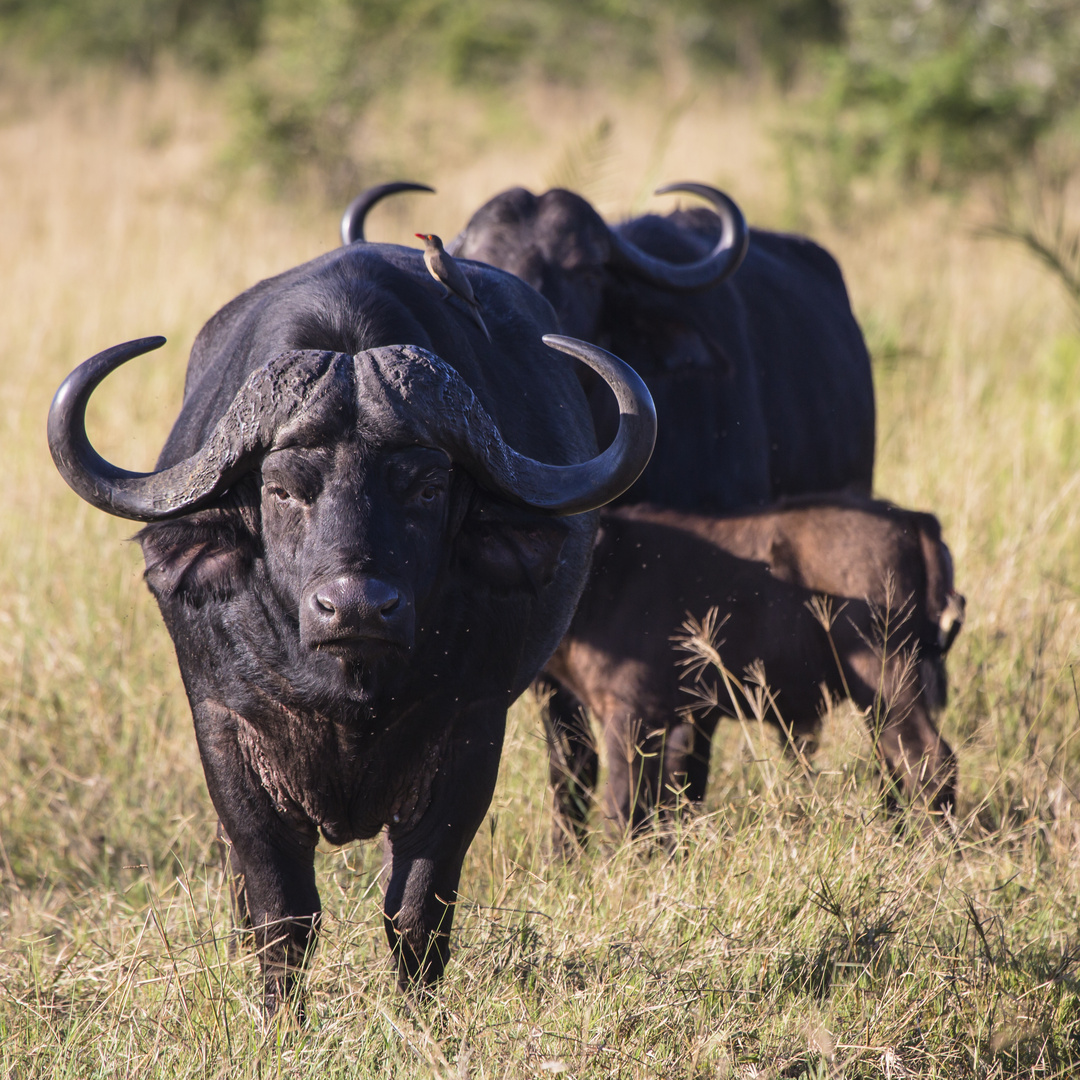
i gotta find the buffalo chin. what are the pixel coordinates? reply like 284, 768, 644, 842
309, 640, 411, 704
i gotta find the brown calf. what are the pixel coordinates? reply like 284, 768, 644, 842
541, 495, 965, 846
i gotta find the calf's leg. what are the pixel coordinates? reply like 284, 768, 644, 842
536, 674, 598, 855
844, 647, 956, 815
872, 697, 956, 815
602, 710, 666, 837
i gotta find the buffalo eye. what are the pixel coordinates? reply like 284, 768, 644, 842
261, 447, 327, 505
387, 448, 453, 507
406, 473, 449, 508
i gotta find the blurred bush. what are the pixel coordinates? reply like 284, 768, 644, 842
0, 0, 842, 192
774, 1, 1080, 320
0, 0, 264, 72
6, 0, 1080, 312
812, 0, 1080, 192
0, 0, 843, 81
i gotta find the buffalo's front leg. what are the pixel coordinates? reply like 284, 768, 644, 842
383, 702, 505, 986
216, 820, 250, 951
196, 703, 321, 1016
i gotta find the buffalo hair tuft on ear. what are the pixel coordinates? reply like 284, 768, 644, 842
136, 495, 259, 604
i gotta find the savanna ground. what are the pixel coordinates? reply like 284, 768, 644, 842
1, 67, 1079, 1079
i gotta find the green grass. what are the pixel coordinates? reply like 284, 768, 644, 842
1, 70, 1079, 1077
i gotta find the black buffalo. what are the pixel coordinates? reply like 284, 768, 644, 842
48, 241, 655, 1014
344, 182, 876, 511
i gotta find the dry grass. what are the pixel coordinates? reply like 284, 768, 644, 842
1, 68, 1079, 1077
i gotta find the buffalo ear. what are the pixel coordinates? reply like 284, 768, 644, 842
457, 504, 570, 593
136, 508, 257, 603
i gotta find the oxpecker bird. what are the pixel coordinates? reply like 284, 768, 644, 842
416, 233, 491, 342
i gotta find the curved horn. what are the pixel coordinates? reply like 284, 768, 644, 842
340, 181, 435, 245
48, 339, 346, 522
516, 335, 657, 514
51, 334, 655, 524
607, 182, 749, 291
357, 337, 656, 516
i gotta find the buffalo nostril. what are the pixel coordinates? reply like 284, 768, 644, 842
302, 575, 413, 647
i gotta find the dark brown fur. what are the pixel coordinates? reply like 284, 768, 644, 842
542, 494, 965, 846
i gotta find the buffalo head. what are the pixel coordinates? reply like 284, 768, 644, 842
341, 180, 747, 341
342, 181, 748, 343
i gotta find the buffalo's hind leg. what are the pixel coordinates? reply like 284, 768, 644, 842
662, 711, 722, 815
776, 712, 821, 773
654, 715, 724, 847
536, 674, 598, 856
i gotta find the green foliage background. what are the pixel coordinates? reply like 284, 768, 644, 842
3, 0, 1080, 197
1, 1, 840, 191
0, 0, 842, 80
818, 0, 1080, 189
2, 0, 1077, 227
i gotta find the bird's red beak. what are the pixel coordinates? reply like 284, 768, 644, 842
415, 233, 429, 241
